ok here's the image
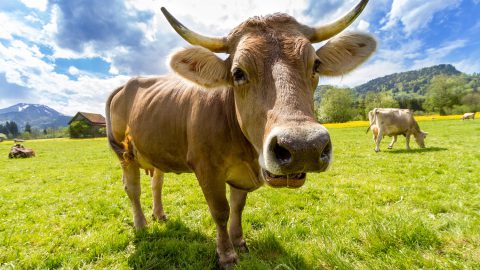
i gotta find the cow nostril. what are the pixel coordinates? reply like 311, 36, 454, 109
273, 143, 292, 165
321, 140, 332, 159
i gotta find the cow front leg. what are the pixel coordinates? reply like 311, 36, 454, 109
229, 187, 248, 252
375, 130, 383, 152
388, 135, 397, 149
405, 134, 411, 150
151, 169, 167, 221
198, 179, 237, 269
122, 163, 147, 229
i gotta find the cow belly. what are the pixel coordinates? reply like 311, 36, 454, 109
131, 140, 192, 173
382, 125, 405, 136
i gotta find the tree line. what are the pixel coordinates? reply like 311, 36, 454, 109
0, 121, 69, 140
315, 74, 480, 123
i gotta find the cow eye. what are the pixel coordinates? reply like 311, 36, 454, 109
313, 59, 321, 74
232, 68, 248, 86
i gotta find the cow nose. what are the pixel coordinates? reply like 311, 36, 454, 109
264, 125, 332, 174
272, 138, 293, 165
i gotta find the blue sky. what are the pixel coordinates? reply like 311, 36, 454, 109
1, 0, 479, 115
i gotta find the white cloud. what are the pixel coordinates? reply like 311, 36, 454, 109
0, 39, 129, 115
20, 0, 48, 12
68, 66, 79, 76
131, 0, 310, 36
0, 12, 39, 40
453, 59, 480, 74
382, 0, 462, 35
413, 40, 467, 69
321, 59, 407, 87
356, 20, 370, 32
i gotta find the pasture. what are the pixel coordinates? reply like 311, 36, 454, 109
0, 119, 479, 269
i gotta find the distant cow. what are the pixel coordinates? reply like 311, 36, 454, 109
461, 112, 475, 120
367, 108, 428, 152
107, 0, 375, 268
8, 144, 35, 158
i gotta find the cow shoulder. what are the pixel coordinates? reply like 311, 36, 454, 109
169, 46, 231, 88
315, 32, 376, 76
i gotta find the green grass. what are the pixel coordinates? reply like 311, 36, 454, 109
0, 119, 479, 269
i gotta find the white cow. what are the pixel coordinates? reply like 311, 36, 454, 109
461, 112, 475, 120
367, 108, 428, 152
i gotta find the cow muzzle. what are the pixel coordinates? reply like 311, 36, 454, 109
260, 125, 332, 188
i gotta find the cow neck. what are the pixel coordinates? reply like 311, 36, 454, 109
411, 120, 421, 134
222, 87, 257, 160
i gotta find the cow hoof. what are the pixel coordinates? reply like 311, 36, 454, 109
152, 213, 168, 222
387, 146, 392, 149
134, 221, 147, 230
217, 250, 238, 270
375, 149, 380, 152
235, 240, 249, 253
134, 217, 148, 230
223, 263, 235, 270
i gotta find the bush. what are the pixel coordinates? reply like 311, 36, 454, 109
69, 120, 93, 138
450, 104, 470, 115
317, 87, 355, 123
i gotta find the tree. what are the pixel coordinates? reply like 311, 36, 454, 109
395, 92, 424, 111
364, 92, 399, 116
316, 87, 354, 123
0, 124, 7, 136
461, 92, 480, 113
69, 120, 92, 138
424, 75, 467, 115
5, 121, 19, 138
24, 123, 32, 133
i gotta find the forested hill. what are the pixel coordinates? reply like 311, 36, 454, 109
313, 64, 480, 122
354, 64, 464, 95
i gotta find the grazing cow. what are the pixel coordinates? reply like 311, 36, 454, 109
8, 144, 35, 158
107, 0, 375, 267
461, 112, 475, 120
367, 108, 428, 152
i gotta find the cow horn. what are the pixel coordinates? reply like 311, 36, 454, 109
161, 7, 228, 53
309, 0, 369, 43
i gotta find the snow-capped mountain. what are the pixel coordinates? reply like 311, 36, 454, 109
0, 103, 72, 129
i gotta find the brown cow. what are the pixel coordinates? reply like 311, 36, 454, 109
107, 1, 375, 268
367, 108, 428, 152
461, 112, 475, 120
8, 144, 35, 158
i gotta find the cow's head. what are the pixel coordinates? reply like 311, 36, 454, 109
414, 131, 428, 148
163, 0, 376, 188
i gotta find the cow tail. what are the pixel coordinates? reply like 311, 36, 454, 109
366, 124, 372, 134
105, 86, 127, 161
366, 108, 378, 134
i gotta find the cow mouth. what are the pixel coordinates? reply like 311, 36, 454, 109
261, 169, 306, 188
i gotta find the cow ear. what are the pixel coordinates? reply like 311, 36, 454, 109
169, 46, 231, 88
315, 33, 376, 76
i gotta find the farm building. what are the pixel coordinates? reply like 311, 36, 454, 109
68, 112, 106, 138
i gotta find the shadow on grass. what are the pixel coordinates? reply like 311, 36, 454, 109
128, 220, 218, 269
128, 220, 310, 269
385, 147, 448, 154
241, 233, 311, 269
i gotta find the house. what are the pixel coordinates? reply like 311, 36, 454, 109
68, 112, 106, 138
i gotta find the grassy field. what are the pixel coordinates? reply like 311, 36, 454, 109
0, 119, 479, 269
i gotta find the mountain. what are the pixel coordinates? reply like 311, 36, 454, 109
0, 103, 72, 129
354, 64, 464, 95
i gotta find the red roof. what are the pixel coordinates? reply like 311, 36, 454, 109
69, 112, 106, 125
